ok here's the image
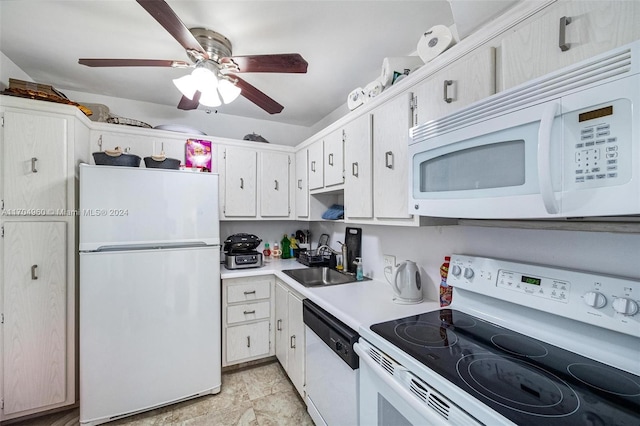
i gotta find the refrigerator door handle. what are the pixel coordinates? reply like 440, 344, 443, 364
93, 242, 210, 252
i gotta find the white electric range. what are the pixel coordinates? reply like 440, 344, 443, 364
356, 255, 640, 425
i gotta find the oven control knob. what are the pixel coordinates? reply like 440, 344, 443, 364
583, 291, 607, 309
463, 268, 474, 279
335, 341, 343, 352
451, 265, 462, 277
612, 298, 639, 316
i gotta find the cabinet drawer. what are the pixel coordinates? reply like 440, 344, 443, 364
226, 281, 271, 303
226, 321, 271, 364
226, 301, 271, 325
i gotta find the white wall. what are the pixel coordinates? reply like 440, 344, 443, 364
310, 221, 640, 302
0, 51, 34, 90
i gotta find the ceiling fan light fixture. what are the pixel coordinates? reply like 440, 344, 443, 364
218, 78, 241, 104
172, 74, 198, 100
199, 88, 222, 107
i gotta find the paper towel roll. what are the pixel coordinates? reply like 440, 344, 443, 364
347, 87, 366, 110
417, 25, 455, 63
364, 79, 384, 102
380, 56, 424, 87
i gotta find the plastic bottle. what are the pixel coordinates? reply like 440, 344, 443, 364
289, 234, 298, 258
439, 256, 452, 306
355, 257, 364, 281
262, 243, 271, 258
272, 242, 281, 258
281, 234, 291, 259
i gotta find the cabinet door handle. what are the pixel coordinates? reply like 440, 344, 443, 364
352, 162, 359, 177
290, 335, 296, 349
385, 151, 394, 169
559, 16, 572, 52
328, 153, 334, 166
274, 180, 279, 191
31, 264, 38, 280
297, 179, 303, 189
31, 157, 39, 173
311, 160, 316, 172
243, 290, 256, 295
277, 319, 282, 331
443, 80, 453, 103
243, 310, 256, 315
247, 336, 251, 348
240, 177, 244, 189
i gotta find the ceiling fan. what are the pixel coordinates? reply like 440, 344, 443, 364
78, 0, 308, 114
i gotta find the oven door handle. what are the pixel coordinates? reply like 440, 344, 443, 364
353, 343, 451, 425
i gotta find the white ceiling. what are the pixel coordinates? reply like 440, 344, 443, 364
0, 1, 507, 128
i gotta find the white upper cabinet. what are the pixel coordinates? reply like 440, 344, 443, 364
222, 147, 257, 218
308, 140, 324, 191
260, 151, 291, 218
501, 0, 640, 91
3, 111, 68, 211
294, 149, 309, 218
344, 114, 373, 220
323, 129, 345, 188
414, 47, 496, 125
372, 92, 414, 221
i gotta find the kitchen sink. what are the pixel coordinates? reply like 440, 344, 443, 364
283, 267, 361, 287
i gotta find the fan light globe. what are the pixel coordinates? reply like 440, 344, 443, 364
218, 79, 242, 104
172, 74, 198, 100
199, 89, 222, 107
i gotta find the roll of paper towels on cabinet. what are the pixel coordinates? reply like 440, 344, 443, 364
364, 79, 384, 101
380, 56, 424, 87
347, 87, 366, 110
417, 25, 455, 63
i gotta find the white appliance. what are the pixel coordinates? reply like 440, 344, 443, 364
409, 40, 640, 219
79, 164, 221, 425
384, 260, 423, 304
303, 299, 359, 426
356, 255, 640, 425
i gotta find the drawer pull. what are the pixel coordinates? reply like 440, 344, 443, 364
277, 319, 282, 331
290, 335, 296, 349
247, 336, 251, 347
243, 290, 256, 295
31, 157, 39, 173
243, 310, 256, 315
559, 16, 572, 52
31, 264, 38, 280
385, 151, 394, 169
443, 80, 453, 103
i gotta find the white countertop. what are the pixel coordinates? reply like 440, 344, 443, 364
221, 258, 439, 332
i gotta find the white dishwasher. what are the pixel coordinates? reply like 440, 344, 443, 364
303, 299, 359, 426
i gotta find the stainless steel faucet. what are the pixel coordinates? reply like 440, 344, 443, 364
317, 242, 349, 271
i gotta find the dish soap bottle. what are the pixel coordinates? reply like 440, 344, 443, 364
281, 234, 291, 259
355, 257, 364, 281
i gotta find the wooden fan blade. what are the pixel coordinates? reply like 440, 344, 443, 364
79, 59, 190, 68
233, 76, 284, 114
137, 0, 208, 59
222, 54, 308, 73
177, 91, 201, 110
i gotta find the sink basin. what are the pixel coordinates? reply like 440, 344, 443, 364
283, 267, 358, 287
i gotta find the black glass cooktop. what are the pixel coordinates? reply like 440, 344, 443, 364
370, 309, 640, 425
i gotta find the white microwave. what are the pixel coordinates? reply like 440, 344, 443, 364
409, 41, 640, 219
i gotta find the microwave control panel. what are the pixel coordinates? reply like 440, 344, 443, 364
565, 98, 632, 189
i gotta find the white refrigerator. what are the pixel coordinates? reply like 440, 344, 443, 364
78, 164, 221, 425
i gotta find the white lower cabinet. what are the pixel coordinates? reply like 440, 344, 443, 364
274, 279, 305, 397
222, 276, 275, 367
2, 221, 69, 416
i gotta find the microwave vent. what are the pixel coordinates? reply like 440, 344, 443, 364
412, 44, 635, 143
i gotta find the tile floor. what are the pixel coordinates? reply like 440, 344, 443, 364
8, 360, 313, 426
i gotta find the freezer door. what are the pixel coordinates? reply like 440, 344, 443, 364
79, 246, 221, 424
79, 164, 219, 251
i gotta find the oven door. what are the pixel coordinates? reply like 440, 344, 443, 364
354, 341, 482, 426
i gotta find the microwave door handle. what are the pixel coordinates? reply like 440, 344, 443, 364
538, 102, 560, 214
354, 343, 450, 425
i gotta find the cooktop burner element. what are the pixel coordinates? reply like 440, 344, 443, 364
370, 309, 640, 425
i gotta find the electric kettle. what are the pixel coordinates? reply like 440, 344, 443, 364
384, 260, 423, 304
